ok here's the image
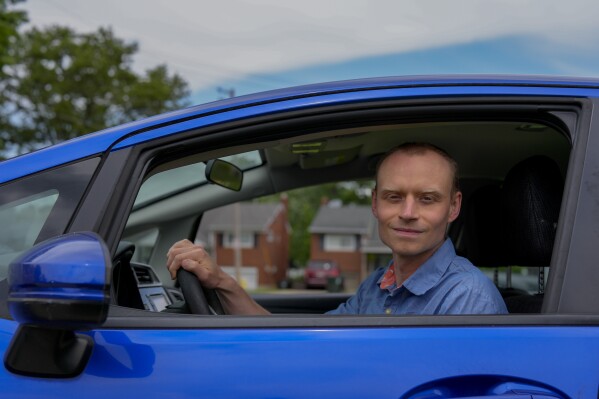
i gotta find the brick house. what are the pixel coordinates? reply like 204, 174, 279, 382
308, 203, 391, 289
195, 197, 290, 289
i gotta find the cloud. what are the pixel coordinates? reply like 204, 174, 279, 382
23, 0, 599, 92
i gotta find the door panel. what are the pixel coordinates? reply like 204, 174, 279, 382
0, 318, 596, 398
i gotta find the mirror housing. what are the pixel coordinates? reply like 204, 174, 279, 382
205, 159, 243, 191
4, 232, 111, 378
7, 231, 111, 328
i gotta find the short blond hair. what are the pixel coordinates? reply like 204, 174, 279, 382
375, 142, 460, 196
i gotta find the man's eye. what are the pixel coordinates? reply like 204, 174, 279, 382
386, 194, 402, 202
420, 196, 435, 203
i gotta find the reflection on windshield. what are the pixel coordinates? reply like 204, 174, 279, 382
133, 150, 262, 208
134, 163, 206, 207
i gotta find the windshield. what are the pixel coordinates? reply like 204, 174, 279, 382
133, 150, 263, 208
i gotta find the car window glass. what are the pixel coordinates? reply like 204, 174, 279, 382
0, 191, 58, 278
123, 228, 159, 264
481, 266, 548, 295
133, 150, 262, 208
0, 157, 99, 281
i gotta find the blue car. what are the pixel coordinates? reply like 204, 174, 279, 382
1, 75, 598, 398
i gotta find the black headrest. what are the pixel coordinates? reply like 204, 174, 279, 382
460, 184, 504, 267
501, 155, 563, 266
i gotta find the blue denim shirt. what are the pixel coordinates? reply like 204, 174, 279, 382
328, 239, 508, 315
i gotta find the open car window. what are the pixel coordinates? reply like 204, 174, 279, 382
121, 116, 571, 316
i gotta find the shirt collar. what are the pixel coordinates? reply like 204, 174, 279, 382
378, 238, 456, 296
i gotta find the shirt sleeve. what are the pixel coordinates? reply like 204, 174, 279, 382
326, 292, 360, 315
326, 269, 384, 315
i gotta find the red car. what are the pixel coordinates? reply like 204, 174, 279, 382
304, 260, 342, 289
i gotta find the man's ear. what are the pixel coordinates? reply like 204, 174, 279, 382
371, 187, 379, 218
448, 191, 462, 223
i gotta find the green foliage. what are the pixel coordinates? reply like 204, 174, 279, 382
0, 0, 26, 68
123, 64, 190, 122
0, 0, 26, 157
258, 180, 374, 266
2, 25, 190, 154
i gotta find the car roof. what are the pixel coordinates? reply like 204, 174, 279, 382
3, 74, 599, 184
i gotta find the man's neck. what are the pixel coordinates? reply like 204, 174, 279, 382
392, 241, 445, 286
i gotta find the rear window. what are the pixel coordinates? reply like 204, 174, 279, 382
308, 261, 337, 270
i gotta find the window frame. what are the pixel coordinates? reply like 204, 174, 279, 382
69, 96, 596, 327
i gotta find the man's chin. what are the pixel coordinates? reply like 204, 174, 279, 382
389, 240, 446, 261
388, 244, 424, 258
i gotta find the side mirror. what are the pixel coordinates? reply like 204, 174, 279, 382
205, 159, 243, 191
4, 232, 111, 378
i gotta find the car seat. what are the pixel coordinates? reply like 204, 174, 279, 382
456, 182, 529, 298
500, 155, 564, 313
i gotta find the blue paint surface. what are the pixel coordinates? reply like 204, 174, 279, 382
0, 318, 596, 398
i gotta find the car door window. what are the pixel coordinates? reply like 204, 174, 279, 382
119, 115, 572, 316
0, 191, 58, 277
0, 157, 100, 280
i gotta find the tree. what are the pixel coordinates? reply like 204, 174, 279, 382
0, 0, 26, 68
2, 25, 190, 154
123, 64, 190, 122
0, 0, 26, 153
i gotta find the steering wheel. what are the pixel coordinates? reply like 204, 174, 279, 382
177, 269, 225, 315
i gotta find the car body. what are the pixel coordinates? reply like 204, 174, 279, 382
1, 75, 599, 397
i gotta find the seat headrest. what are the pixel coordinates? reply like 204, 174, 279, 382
460, 184, 504, 267
501, 155, 563, 266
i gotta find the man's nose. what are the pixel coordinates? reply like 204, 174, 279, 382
399, 196, 418, 220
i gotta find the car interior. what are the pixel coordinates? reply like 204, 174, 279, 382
117, 115, 571, 316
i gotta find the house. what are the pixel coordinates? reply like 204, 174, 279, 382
195, 196, 290, 289
308, 202, 391, 289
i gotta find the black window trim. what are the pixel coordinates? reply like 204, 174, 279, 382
103, 306, 599, 330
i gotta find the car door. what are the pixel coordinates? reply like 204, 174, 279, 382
2, 81, 599, 398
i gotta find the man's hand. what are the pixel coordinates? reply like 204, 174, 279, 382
166, 239, 224, 289
166, 239, 270, 315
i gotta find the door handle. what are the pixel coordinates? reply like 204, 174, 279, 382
401, 375, 565, 399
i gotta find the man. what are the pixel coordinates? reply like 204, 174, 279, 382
166, 142, 507, 315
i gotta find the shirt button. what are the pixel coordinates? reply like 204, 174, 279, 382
385, 308, 392, 314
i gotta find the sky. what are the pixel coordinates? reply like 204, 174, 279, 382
21, 0, 599, 106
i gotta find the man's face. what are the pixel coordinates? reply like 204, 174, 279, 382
372, 150, 462, 265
